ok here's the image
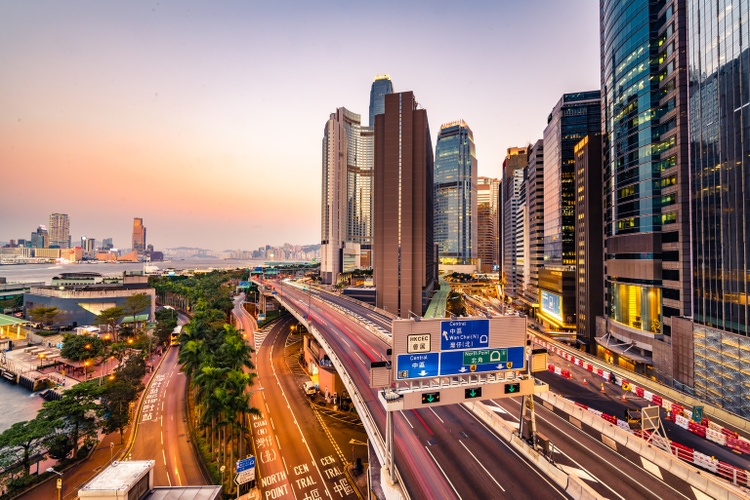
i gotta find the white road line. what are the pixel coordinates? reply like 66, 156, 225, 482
429, 407, 444, 424
160, 431, 163, 445
459, 405, 567, 498
276, 434, 282, 450
354, 352, 364, 364
399, 410, 414, 429
458, 440, 505, 491
166, 470, 172, 487
162, 449, 167, 465
425, 446, 462, 499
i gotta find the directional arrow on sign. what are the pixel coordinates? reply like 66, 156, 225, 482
418, 370, 428, 376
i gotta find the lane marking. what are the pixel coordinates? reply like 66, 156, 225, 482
425, 446, 462, 499
399, 410, 414, 429
459, 439, 505, 491
429, 407, 444, 424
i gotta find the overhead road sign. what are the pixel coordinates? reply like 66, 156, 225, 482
439, 346, 525, 376
440, 319, 489, 350
396, 352, 439, 379
465, 387, 482, 399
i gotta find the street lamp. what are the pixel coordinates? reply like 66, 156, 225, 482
47, 467, 63, 500
220, 464, 226, 488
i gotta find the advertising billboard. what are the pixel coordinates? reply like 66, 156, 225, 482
540, 290, 562, 321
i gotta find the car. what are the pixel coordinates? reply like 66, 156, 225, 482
302, 381, 316, 396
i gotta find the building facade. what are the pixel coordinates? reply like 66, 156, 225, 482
684, 0, 750, 417
599, 0, 690, 378
373, 91, 436, 317
132, 218, 147, 255
542, 92, 601, 267
48, 213, 70, 248
31, 225, 48, 249
320, 107, 374, 284
501, 147, 528, 299
368, 75, 393, 127
477, 177, 500, 273
519, 140, 544, 313
434, 120, 478, 273
574, 134, 604, 351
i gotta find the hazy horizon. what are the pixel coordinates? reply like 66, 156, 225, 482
1, 1, 599, 250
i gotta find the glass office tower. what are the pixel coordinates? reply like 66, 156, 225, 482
434, 120, 478, 270
687, 0, 750, 416
542, 92, 601, 267
600, 0, 690, 379
368, 75, 393, 127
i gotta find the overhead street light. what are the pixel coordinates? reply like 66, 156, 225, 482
47, 467, 63, 500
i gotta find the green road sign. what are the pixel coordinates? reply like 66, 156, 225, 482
504, 382, 521, 394
462, 349, 509, 365
465, 387, 483, 399
421, 392, 441, 404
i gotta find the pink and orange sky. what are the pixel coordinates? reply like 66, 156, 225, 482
1, 1, 599, 252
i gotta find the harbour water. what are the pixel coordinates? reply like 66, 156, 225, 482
0, 258, 267, 433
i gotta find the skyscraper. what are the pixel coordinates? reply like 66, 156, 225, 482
368, 75, 393, 127
574, 134, 603, 351
31, 225, 48, 249
682, 0, 750, 416
600, 0, 690, 379
501, 147, 528, 299
48, 213, 70, 248
132, 218, 146, 255
434, 120, 478, 272
477, 177, 500, 273
320, 107, 373, 284
373, 91, 435, 317
542, 92, 601, 267
519, 139, 544, 313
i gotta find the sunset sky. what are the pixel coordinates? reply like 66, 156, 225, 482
1, 1, 599, 252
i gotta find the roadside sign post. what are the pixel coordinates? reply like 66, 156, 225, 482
234, 455, 256, 497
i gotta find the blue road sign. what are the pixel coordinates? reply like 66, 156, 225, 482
439, 346, 525, 376
440, 319, 490, 350
237, 456, 256, 472
396, 352, 439, 380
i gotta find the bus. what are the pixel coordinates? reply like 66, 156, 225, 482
170, 325, 182, 346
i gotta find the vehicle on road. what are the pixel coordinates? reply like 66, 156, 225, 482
302, 381, 316, 396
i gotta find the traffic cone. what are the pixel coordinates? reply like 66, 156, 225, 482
621, 393, 626, 402
600, 383, 605, 393
583, 378, 587, 385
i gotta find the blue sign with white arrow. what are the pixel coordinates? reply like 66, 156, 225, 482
237, 456, 256, 472
396, 352, 439, 380
440, 319, 490, 350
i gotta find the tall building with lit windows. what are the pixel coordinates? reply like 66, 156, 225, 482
674, 0, 750, 417
501, 147, 528, 299
321, 107, 373, 284
477, 177, 500, 273
48, 213, 70, 248
434, 120, 478, 273
599, 0, 690, 380
373, 91, 435, 317
132, 218, 147, 255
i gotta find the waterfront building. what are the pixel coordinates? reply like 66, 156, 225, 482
675, 0, 750, 417
132, 217, 147, 255
574, 134, 604, 351
477, 177, 500, 273
501, 147, 528, 299
24, 272, 155, 328
434, 120, 478, 273
320, 107, 373, 284
373, 91, 436, 317
48, 213, 70, 248
30, 225, 48, 249
598, 0, 690, 379
81, 236, 96, 259
102, 238, 114, 251
519, 140, 544, 315
368, 74, 393, 127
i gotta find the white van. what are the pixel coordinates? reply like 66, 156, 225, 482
302, 381, 316, 396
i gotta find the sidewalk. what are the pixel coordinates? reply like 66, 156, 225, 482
15, 347, 170, 500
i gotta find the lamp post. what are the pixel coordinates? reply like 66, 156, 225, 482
220, 464, 226, 489
47, 467, 63, 500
